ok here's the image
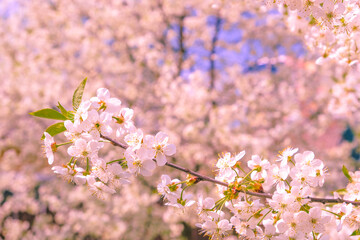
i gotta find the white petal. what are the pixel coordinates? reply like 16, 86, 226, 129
67, 145, 78, 157
164, 144, 176, 156
156, 153, 167, 166
323, 0, 334, 12
143, 135, 155, 146
155, 131, 169, 143
97, 88, 110, 100
46, 151, 54, 165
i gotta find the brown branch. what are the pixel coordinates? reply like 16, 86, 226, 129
177, 14, 186, 77
209, 13, 221, 94
100, 134, 360, 206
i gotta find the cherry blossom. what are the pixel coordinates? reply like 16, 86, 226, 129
43, 132, 56, 165
143, 132, 176, 166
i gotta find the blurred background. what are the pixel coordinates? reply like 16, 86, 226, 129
0, 0, 360, 239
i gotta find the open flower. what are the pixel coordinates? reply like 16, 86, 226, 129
90, 88, 121, 113
277, 147, 298, 167
67, 138, 104, 160
157, 174, 181, 203
247, 155, 270, 180
115, 108, 135, 137
216, 151, 245, 170
43, 132, 56, 165
198, 219, 232, 239
125, 148, 156, 176
87, 175, 116, 199
143, 131, 176, 166
124, 129, 144, 150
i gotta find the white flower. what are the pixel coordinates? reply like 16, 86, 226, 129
309, 159, 327, 187
106, 163, 131, 188
90, 88, 122, 113
82, 109, 113, 136
157, 174, 181, 203
247, 155, 270, 180
290, 151, 323, 187
230, 216, 255, 238
312, 1, 345, 27
290, 186, 312, 208
74, 100, 91, 121
277, 147, 298, 167
216, 151, 245, 169
51, 164, 85, 183
167, 193, 196, 209
197, 196, 218, 220
350, 170, 360, 183
215, 167, 237, 183
143, 131, 176, 166
264, 164, 290, 192
294, 151, 315, 167
268, 192, 299, 213
344, 182, 360, 201
299, 207, 331, 234
64, 120, 83, 140
73, 171, 87, 185
290, 166, 313, 187
228, 199, 264, 221
67, 138, 104, 159
263, 219, 276, 239
125, 148, 156, 176
87, 175, 116, 199
198, 219, 232, 239
43, 132, 56, 165
52, 165, 75, 181
124, 128, 144, 150
114, 107, 134, 132
333, 203, 353, 231
276, 212, 307, 238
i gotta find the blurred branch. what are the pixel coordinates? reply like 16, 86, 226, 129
209, 13, 221, 95
177, 14, 186, 77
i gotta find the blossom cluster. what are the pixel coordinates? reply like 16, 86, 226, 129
36, 84, 360, 239
266, 0, 360, 65
3, 0, 360, 238
43, 87, 176, 199
159, 148, 360, 239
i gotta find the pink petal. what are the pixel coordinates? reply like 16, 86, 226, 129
164, 144, 176, 156
156, 153, 167, 166
155, 131, 169, 143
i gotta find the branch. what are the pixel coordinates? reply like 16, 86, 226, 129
177, 14, 186, 77
100, 134, 360, 206
209, 13, 221, 93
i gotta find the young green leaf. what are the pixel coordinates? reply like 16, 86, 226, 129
72, 77, 87, 111
342, 165, 353, 183
57, 102, 68, 116
41, 122, 66, 140
29, 108, 67, 121
333, 188, 347, 195
57, 102, 75, 121
351, 229, 360, 236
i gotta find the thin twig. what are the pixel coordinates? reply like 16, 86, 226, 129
100, 134, 360, 206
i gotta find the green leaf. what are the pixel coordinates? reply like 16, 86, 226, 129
300, 204, 310, 213
351, 229, 360, 236
41, 122, 66, 140
29, 108, 67, 120
57, 102, 68, 116
333, 188, 347, 194
342, 165, 353, 183
57, 102, 74, 121
72, 78, 87, 111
